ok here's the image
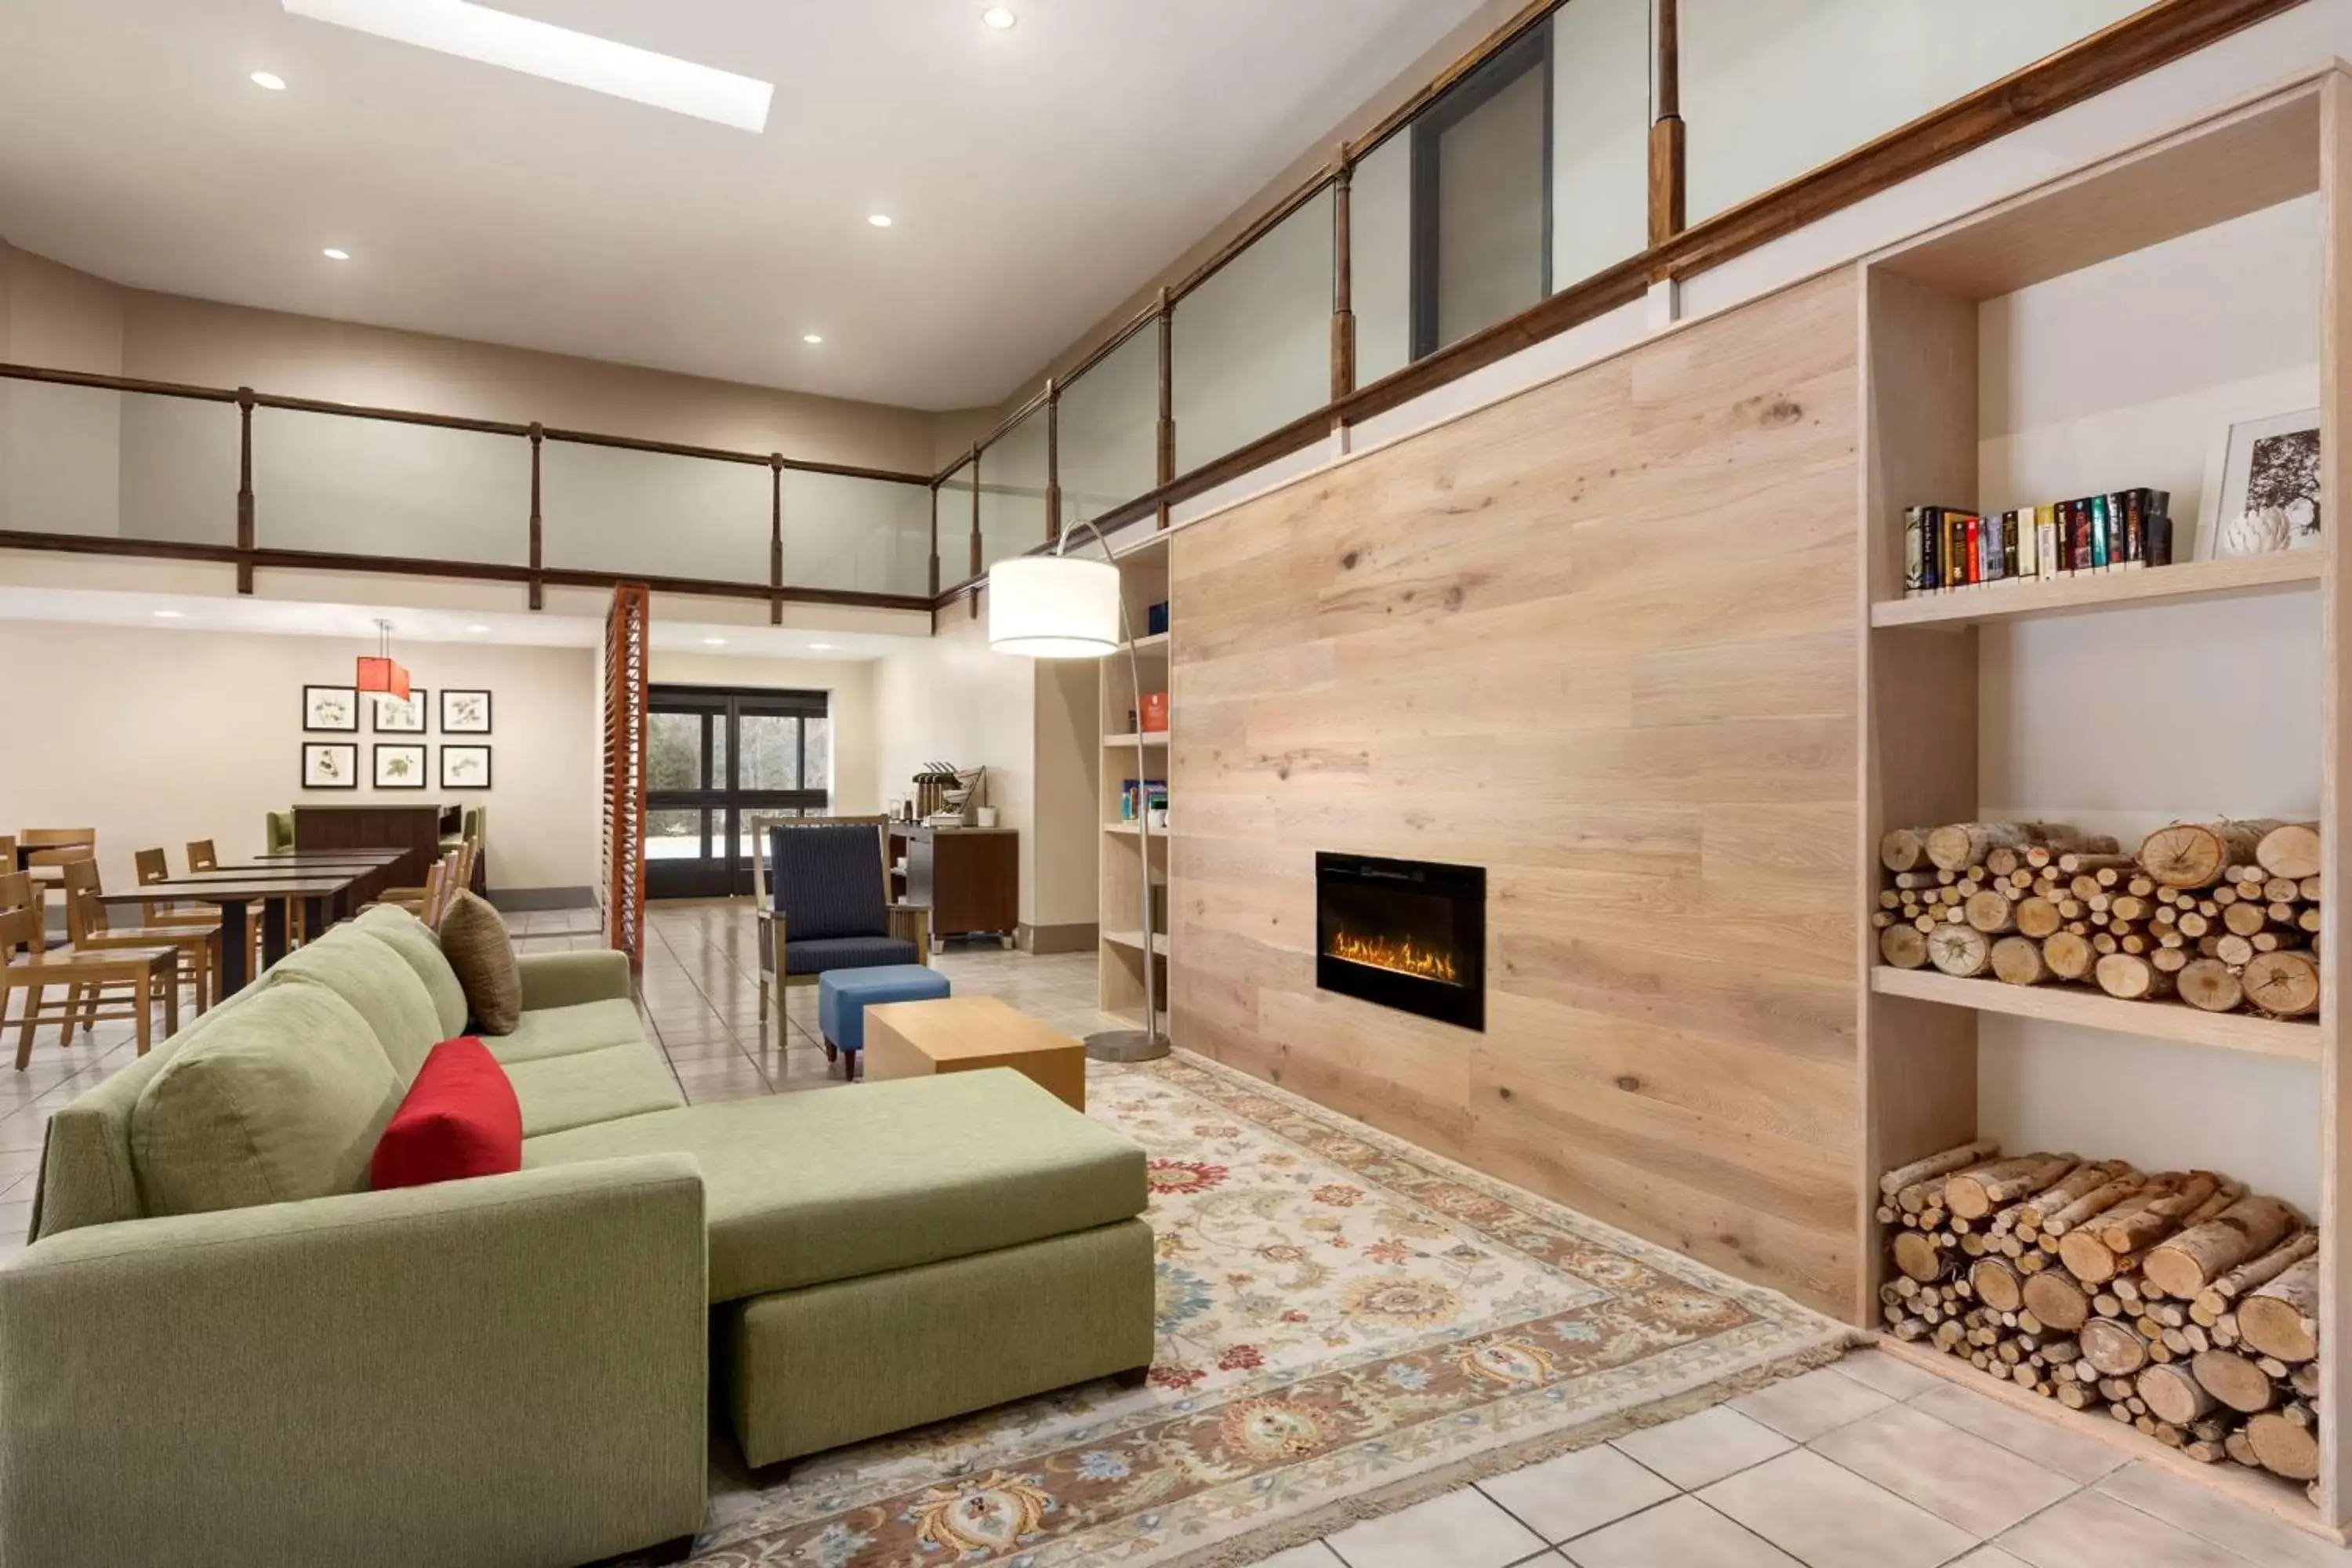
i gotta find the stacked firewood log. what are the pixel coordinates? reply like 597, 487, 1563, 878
1879, 1142, 2322, 1494
1875, 819, 2322, 1021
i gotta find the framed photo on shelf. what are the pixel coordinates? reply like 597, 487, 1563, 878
373, 743, 427, 789
439, 744, 492, 790
440, 689, 492, 734
372, 688, 428, 733
2198, 408, 2321, 558
302, 742, 358, 789
303, 685, 359, 732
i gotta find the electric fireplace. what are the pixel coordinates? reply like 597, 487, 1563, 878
1316, 852, 1485, 1030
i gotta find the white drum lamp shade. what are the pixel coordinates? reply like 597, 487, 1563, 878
987, 554, 1121, 658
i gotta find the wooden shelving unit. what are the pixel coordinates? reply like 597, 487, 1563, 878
1857, 71, 2348, 1535
1099, 529, 1171, 1031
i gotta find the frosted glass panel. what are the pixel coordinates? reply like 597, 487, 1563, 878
1684, 0, 2145, 220
1059, 327, 1159, 526
542, 439, 767, 583
978, 407, 1048, 571
256, 407, 531, 565
0, 382, 239, 545
1354, 132, 1413, 387
782, 470, 931, 597
1174, 187, 1334, 470
1551, 0, 1650, 286
938, 459, 978, 586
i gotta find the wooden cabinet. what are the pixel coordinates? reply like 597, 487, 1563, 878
294, 804, 450, 898
891, 826, 1018, 943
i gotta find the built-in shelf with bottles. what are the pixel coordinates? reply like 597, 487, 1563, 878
1098, 528, 1171, 1032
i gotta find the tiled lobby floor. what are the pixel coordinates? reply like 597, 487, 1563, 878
4, 899, 2345, 1567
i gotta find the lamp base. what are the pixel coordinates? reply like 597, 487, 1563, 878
1084, 1028, 1171, 1063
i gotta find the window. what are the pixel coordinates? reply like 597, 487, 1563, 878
645, 684, 831, 898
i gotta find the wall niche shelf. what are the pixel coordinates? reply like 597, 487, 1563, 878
1104, 733, 1171, 747
1857, 68, 2348, 1536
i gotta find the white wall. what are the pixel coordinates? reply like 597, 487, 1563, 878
0, 619, 600, 894
1973, 195, 2324, 1210
645, 649, 881, 815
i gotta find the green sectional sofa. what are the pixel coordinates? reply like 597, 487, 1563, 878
0, 907, 1154, 1568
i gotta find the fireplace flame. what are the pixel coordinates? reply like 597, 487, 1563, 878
1329, 929, 1460, 985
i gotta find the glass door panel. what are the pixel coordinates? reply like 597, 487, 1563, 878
648, 685, 832, 900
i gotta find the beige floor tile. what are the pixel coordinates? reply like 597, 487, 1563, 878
2095, 1462, 2352, 1566
1562, 1496, 1798, 1568
1323, 1486, 1546, 1568
1997, 1490, 2251, 1568
1478, 1443, 1679, 1544
1950, 1551, 2034, 1568
1728, 1366, 1894, 1443
1905, 1383, 2130, 1487
1829, 1348, 1948, 1401
1613, 1406, 1794, 1491
1247, 1544, 1347, 1568
1811, 1401, 2078, 1538
1700, 1450, 1977, 1568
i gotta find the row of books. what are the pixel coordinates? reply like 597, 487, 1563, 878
1903, 489, 2173, 595
1118, 779, 1167, 821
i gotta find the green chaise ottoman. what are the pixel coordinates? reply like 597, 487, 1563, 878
521, 1068, 1155, 1467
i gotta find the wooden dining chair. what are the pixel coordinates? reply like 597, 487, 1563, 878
141, 847, 260, 977
64, 858, 216, 1016
2, 872, 177, 1067
185, 839, 219, 873
20, 829, 95, 916
372, 849, 460, 926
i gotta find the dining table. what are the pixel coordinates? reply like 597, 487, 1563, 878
101, 871, 364, 993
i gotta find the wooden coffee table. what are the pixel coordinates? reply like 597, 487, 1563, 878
862, 996, 1087, 1112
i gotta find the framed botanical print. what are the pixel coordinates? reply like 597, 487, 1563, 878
372, 688, 428, 733
440, 689, 492, 734
302, 742, 358, 789
303, 685, 359, 733
373, 743, 427, 789
439, 744, 492, 790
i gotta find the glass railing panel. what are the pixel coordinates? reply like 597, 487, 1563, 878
1683, 0, 2145, 221
978, 405, 1049, 572
1354, 129, 1413, 387
540, 437, 768, 584
781, 470, 931, 597
1058, 325, 1160, 528
252, 405, 531, 564
1174, 184, 1334, 470
0, 379, 241, 545
938, 458, 978, 586
1550, 0, 1650, 289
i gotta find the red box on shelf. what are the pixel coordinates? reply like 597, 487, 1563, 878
1139, 691, 1170, 733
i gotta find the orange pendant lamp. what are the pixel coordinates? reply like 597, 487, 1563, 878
357, 617, 411, 702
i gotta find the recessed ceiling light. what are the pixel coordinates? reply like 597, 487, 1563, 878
250, 70, 288, 90
809, 642, 835, 650
466, 623, 490, 633
802, 333, 824, 345
280, 0, 775, 132
982, 7, 1017, 29
702, 636, 727, 646
322, 247, 351, 260
152, 608, 185, 619
867, 213, 893, 228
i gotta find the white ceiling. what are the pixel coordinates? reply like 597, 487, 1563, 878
0, 0, 1486, 411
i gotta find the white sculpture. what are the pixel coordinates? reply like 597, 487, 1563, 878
2220, 505, 2293, 557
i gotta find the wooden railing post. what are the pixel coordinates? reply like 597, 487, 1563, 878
234, 387, 255, 594
968, 442, 983, 619
769, 453, 785, 625
929, 479, 942, 600
1155, 287, 1175, 531
528, 422, 545, 611
1649, 0, 1686, 252
1045, 377, 1062, 546
1331, 147, 1356, 422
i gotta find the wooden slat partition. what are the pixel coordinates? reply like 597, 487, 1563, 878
601, 583, 650, 970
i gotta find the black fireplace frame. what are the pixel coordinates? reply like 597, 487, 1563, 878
1315, 851, 1486, 1031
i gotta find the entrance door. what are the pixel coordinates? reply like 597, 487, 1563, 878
646, 685, 831, 900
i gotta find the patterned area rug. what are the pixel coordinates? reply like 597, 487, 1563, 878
687, 1051, 1850, 1567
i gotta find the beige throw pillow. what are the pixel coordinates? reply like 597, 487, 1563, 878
439, 889, 521, 1035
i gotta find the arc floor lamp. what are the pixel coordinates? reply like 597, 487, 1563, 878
988, 519, 1168, 1062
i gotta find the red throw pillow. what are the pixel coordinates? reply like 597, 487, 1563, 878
371, 1037, 523, 1190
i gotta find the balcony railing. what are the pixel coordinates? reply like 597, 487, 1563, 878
0, 0, 2297, 618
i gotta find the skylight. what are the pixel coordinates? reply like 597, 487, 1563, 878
281, 0, 775, 133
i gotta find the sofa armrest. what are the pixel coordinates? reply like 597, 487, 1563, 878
517, 946, 633, 1011
0, 1156, 706, 1568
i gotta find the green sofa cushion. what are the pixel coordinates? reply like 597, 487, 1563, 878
354, 906, 469, 1040
267, 927, 445, 1083
503, 1044, 684, 1138
485, 1000, 647, 1066
523, 1070, 1149, 1302
28, 1037, 184, 1240
130, 985, 401, 1217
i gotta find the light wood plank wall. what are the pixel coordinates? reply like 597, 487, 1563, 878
1169, 270, 1863, 1317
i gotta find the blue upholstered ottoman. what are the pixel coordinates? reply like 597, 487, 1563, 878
818, 964, 951, 1069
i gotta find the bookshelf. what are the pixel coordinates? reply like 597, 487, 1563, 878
1857, 71, 2347, 1535
1099, 529, 1171, 1032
